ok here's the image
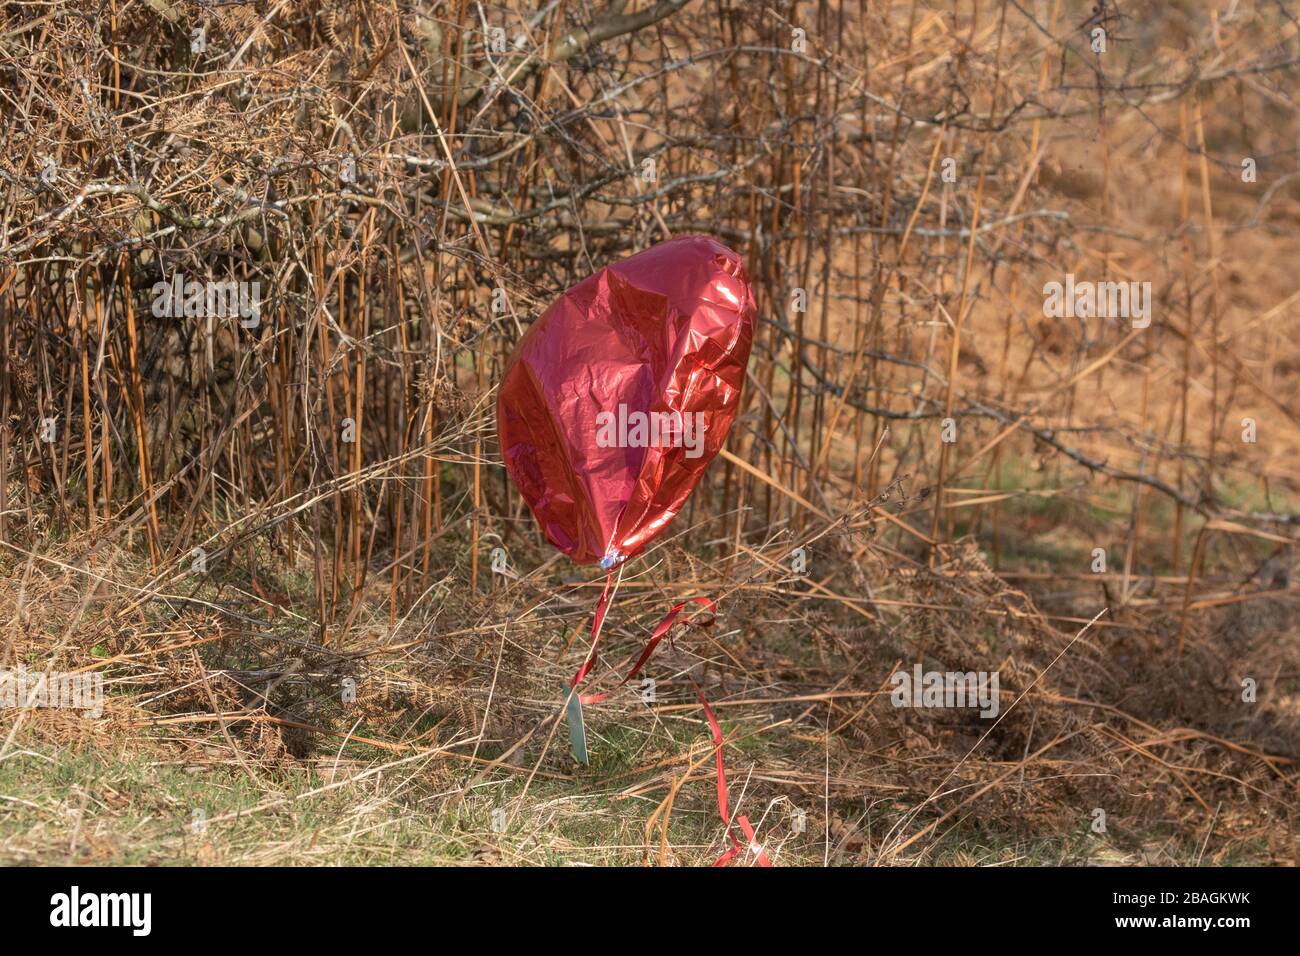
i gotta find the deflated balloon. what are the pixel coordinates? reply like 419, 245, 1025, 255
497, 235, 756, 567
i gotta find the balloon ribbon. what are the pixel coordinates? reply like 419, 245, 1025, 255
565, 573, 770, 866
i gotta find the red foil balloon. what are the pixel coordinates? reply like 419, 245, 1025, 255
498, 235, 756, 567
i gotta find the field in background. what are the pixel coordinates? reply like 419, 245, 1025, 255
0, 0, 1297, 865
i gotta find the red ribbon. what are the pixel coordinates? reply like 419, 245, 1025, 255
693, 679, 772, 867
567, 579, 769, 866
568, 571, 617, 691
568, 573, 715, 703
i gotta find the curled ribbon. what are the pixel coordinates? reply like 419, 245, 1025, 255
571, 585, 714, 705
693, 679, 772, 867
566, 579, 769, 866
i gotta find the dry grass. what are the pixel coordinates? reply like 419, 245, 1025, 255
0, 0, 1297, 865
